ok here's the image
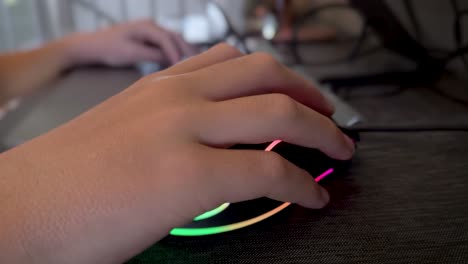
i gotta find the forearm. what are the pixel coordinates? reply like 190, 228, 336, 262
0, 125, 178, 263
0, 39, 77, 106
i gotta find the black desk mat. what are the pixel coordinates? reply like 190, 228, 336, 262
126, 69, 468, 263
128, 131, 468, 264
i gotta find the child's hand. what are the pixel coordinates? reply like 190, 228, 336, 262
0, 20, 196, 106
63, 19, 197, 67
0, 44, 354, 264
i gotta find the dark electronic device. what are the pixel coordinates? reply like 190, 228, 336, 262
320, 0, 444, 88
170, 127, 359, 236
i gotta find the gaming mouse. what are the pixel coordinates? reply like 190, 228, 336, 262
170, 127, 359, 236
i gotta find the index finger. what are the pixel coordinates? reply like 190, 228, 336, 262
135, 23, 181, 65
189, 52, 335, 116
159, 43, 243, 76
168, 31, 199, 59
132, 43, 243, 89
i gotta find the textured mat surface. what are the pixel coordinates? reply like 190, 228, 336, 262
126, 130, 468, 264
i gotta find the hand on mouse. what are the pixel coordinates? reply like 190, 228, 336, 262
62, 19, 197, 67
0, 20, 197, 107
0, 44, 355, 264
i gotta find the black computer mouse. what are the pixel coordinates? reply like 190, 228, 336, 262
231, 127, 359, 181
169, 127, 359, 237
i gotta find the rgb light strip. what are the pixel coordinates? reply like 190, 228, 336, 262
170, 140, 334, 236
193, 203, 230, 221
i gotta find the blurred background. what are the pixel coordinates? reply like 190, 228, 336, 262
1, 0, 468, 76
0, 0, 466, 53
0, 0, 248, 50
1, 0, 468, 143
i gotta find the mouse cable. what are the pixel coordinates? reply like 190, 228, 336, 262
403, 0, 423, 42
427, 83, 468, 107
289, 3, 377, 66
350, 125, 468, 133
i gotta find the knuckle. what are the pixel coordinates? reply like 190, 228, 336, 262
251, 52, 282, 71
214, 43, 242, 55
150, 74, 188, 90
267, 94, 301, 122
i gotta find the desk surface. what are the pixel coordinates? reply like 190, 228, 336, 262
131, 131, 468, 264
2, 63, 468, 264
128, 84, 468, 263
127, 69, 468, 263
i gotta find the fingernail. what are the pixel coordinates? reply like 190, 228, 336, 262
319, 187, 330, 206
344, 135, 355, 156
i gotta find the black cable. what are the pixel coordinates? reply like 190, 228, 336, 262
288, 3, 381, 66
295, 3, 354, 24
285, 45, 382, 67
317, 1, 468, 91
427, 81, 468, 107
403, 0, 423, 41
347, 21, 371, 60
232, 32, 251, 54
207, 2, 251, 54
291, 3, 358, 65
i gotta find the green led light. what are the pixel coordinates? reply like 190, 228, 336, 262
170, 225, 231, 236
193, 203, 230, 221
170, 202, 291, 236
169, 140, 334, 237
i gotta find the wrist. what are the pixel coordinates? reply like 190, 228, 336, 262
0, 131, 180, 263
52, 33, 98, 68
41, 38, 79, 71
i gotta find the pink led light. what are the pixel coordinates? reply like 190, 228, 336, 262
265, 140, 334, 182
315, 168, 334, 182
170, 140, 336, 236
265, 139, 282, 151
